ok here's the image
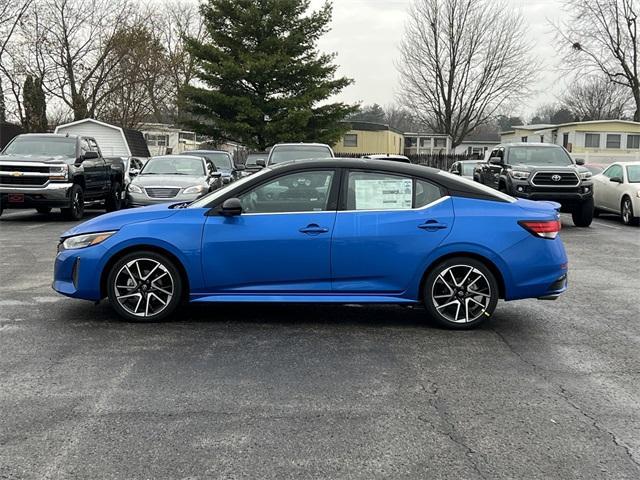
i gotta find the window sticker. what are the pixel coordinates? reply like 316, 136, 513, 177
354, 178, 413, 210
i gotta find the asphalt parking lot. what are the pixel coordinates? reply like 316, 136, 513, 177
0, 209, 639, 479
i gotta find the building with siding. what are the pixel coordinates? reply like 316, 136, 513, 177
403, 132, 452, 155
333, 121, 404, 155
54, 119, 150, 158
140, 123, 199, 156
453, 132, 500, 156
499, 124, 555, 144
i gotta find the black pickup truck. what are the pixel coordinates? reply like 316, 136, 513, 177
0, 133, 124, 220
474, 143, 594, 227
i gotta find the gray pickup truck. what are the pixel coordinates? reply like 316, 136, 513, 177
0, 133, 124, 220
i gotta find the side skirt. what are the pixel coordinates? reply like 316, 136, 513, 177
189, 294, 419, 304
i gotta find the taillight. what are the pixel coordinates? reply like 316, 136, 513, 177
518, 220, 561, 239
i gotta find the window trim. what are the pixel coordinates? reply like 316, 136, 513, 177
208, 167, 341, 216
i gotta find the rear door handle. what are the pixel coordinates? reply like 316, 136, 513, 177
299, 224, 329, 235
418, 220, 448, 231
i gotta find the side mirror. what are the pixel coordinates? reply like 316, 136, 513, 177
575, 158, 585, 166
210, 171, 222, 178
221, 197, 242, 216
256, 159, 266, 167
130, 168, 140, 177
82, 151, 99, 161
489, 157, 503, 165
235, 164, 246, 171
610, 176, 623, 183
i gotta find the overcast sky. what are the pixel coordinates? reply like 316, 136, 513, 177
310, 0, 566, 119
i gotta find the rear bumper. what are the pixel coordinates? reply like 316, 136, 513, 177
0, 182, 72, 208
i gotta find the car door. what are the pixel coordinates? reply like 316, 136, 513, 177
87, 138, 108, 195
78, 138, 98, 195
601, 164, 624, 211
201, 169, 338, 293
331, 170, 454, 294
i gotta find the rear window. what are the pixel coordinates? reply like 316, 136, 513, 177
269, 145, 333, 164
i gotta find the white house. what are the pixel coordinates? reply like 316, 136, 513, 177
454, 132, 501, 156
54, 118, 150, 158
139, 123, 199, 156
403, 132, 452, 155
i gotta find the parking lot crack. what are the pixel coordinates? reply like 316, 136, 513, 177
492, 327, 640, 472
425, 382, 489, 480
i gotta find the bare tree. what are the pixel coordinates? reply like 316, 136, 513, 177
398, 0, 539, 147
560, 75, 631, 120
34, 0, 138, 120
0, 0, 33, 123
555, 0, 640, 121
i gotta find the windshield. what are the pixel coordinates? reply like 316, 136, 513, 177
627, 165, 640, 183
507, 146, 573, 166
189, 168, 272, 208
461, 163, 477, 175
269, 145, 332, 164
187, 151, 232, 170
3, 136, 76, 157
141, 156, 205, 176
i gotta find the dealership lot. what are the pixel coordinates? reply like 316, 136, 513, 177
0, 210, 639, 479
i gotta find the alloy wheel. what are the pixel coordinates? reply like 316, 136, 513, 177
113, 258, 175, 318
622, 199, 632, 224
431, 264, 492, 323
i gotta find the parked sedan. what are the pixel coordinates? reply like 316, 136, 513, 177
183, 150, 245, 184
126, 155, 221, 207
593, 161, 640, 225
449, 160, 480, 179
53, 159, 568, 329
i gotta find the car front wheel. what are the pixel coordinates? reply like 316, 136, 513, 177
61, 184, 84, 221
571, 197, 594, 227
621, 196, 639, 226
106, 251, 183, 322
423, 258, 499, 329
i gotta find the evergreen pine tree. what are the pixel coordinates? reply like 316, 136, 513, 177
184, 0, 356, 150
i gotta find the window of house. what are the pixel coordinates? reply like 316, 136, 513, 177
434, 138, 447, 148
343, 134, 358, 147
239, 170, 335, 213
606, 134, 621, 149
178, 132, 196, 142
521, 136, 528, 142
584, 133, 600, 148
145, 133, 169, 147
420, 137, 432, 148
405, 137, 417, 148
627, 134, 640, 149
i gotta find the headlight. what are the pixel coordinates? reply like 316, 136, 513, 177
580, 171, 592, 180
128, 184, 143, 194
509, 170, 530, 180
183, 184, 206, 194
61, 231, 116, 250
49, 165, 68, 181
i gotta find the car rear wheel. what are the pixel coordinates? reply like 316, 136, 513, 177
423, 258, 499, 329
61, 184, 84, 221
571, 197, 594, 227
106, 251, 182, 322
621, 196, 639, 226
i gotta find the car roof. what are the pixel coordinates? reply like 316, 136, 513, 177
456, 159, 483, 163
185, 149, 230, 155
151, 155, 205, 161
499, 142, 563, 148
17, 133, 80, 139
613, 161, 640, 166
271, 143, 332, 147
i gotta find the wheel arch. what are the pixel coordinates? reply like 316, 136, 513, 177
418, 252, 507, 301
100, 244, 190, 301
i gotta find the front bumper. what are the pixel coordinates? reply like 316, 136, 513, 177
127, 191, 201, 207
0, 182, 73, 208
509, 178, 593, 205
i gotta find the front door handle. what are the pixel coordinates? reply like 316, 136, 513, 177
299, 224, 329, 235
418, 220, 448, 231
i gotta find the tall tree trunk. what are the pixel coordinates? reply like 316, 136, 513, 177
0, 75, 5, 124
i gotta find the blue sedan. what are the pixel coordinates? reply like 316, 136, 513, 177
53, 159, 568, 329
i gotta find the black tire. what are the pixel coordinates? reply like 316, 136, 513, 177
36, 206, 52, 214
106, 251, 183, 322
61, 184, 84, 221
621, 196, 640, 226
105, 181, 122, 212
571, 197, 594, 227
498, 182, 508, 194
423, 257, 499, 330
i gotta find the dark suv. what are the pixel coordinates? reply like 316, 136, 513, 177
474, 143, 594, 227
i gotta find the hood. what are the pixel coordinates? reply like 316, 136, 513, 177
61, 203, 178, 238
509, 163, 586, 173
132, 174, 207, 188
0, 153, 71, 164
